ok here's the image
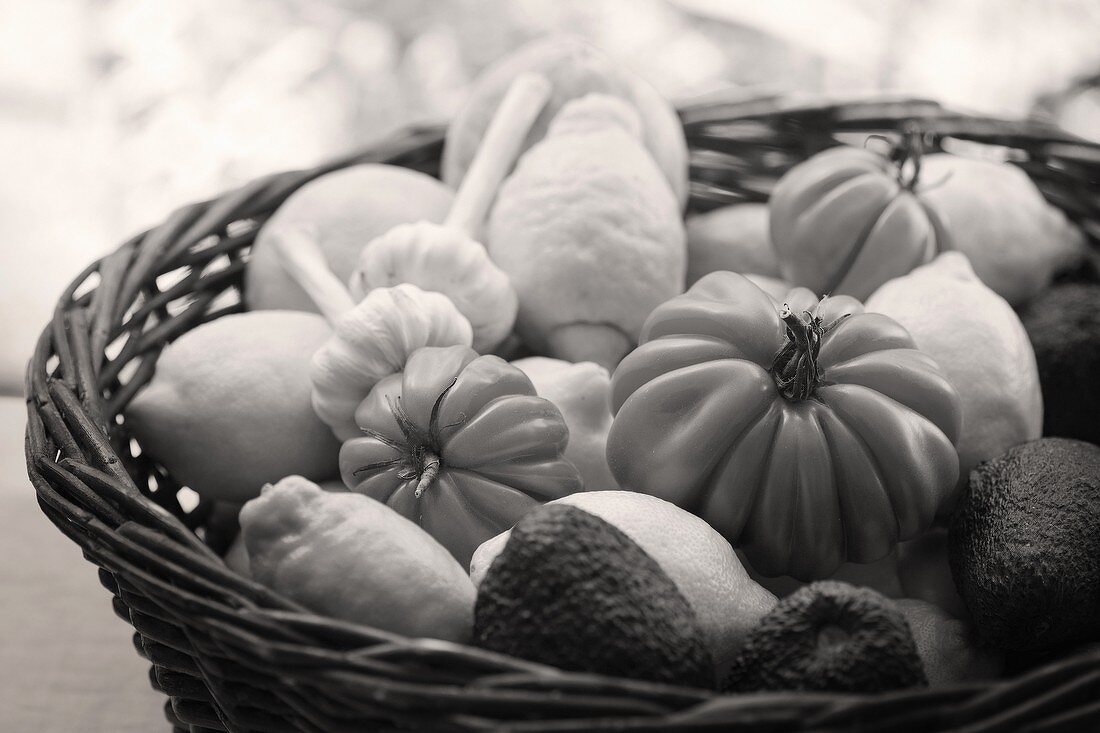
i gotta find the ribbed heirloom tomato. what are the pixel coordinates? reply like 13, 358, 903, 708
769, 135, 948, 301
340, 345, 582, 567
606, 272, 962, 580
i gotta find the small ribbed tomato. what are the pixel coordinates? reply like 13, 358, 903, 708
340, 345, 582, 566
769, 135, 948, 301
606, 272, 961, 580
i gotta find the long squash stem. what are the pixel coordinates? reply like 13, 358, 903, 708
271, 226, 357, 325
443, 72, 552, 237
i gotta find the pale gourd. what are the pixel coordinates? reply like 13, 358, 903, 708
443, 35, 688, 207
510, 356, 616, 492
489, 94, 686, 369
270, 75, 552, 443
350, 222, 517, 353
311, 284, 473, 441
245, 165, 453, 313
267, 225, 472, 442
347, 74, 551, 354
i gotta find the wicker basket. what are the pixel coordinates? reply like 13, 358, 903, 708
24, 93, 1100, 732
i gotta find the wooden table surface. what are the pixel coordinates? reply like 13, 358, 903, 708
0, 396, 167, 731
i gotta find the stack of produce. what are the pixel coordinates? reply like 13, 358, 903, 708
123, 35, 1100, 695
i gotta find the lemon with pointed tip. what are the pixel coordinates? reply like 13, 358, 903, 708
125, 311, 341, 503
866, 252, 1042, 502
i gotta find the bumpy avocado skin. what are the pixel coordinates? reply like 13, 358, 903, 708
723, 581, 927, 693
1020, 283, 1100, 444
474, 504, 714, 688
949, 438, 1100, 654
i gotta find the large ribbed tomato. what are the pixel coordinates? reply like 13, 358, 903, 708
606, 272, 961, 580
770, 136, 948, 301
340, 345, 582, 566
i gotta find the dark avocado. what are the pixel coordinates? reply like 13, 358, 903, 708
723, 580, 926, 693
1020, 283, 1100, 444
949, 437, 1100, 654
473, 503, 714, 688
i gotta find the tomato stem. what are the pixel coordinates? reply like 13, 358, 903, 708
893, 123, 926, 192
414, 453, 441, 498
354, 378, 461, 498
772, 305, 824, 401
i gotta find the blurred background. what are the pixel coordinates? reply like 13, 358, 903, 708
3, 0, 1100, 389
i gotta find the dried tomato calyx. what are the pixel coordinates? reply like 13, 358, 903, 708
892, 123, 926, 192
353, 378, 463, 498
771, 305, 825, 401
770, 305, 852, 401
867, 124, 931, 192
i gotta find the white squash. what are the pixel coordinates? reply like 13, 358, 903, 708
311, 284, 472, 441
350, 222, 517, 353
264, 74, 552, 442
267, 225, 472, 442
347, 73, 550, 354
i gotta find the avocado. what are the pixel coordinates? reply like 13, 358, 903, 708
1020, 283, 1100, 444
723, 581, 927, 693
949, 437, 1100, 654
473, 504, 714, 688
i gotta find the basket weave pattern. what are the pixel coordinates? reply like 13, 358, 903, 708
23, 96, 1100, 732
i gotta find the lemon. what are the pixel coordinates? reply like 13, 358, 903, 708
685, 203, 780, 285
470, 490, 777, 679
866, 252, 1042, 504
245, 164, 454, 313
918, 155, 1086, 306
125, 311, 341, 503
242, 476, 475, 642
894, 599, 1003, 686
223, 480, 347, 577
742, 551, 904, 600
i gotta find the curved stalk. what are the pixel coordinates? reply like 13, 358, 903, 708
270, 226, 356, 325
444, 72, 552, 237
772, 306, 824, 401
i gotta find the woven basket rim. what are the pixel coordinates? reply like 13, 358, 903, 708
24, 92, 1100, 732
